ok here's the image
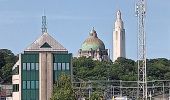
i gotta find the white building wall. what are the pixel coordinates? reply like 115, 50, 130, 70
113, 11, 126, 62
39, 52, 47, 100
12, 75, 20, 100
12, 54, 21, 100
19, 54, 22, 100
6, 97, 13, 100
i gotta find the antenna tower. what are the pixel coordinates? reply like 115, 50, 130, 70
42, 15, 47, 33
135, 0, 147, 99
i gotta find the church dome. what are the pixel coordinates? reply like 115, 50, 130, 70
81, 28, 105, 51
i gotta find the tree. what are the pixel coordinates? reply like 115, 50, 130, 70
73, 57, 138, 81
73, 57, 170, 82
90, 91, 104, 100
0, 49, 17, 83
51, 74, 76, 100
147, 58, 170, 80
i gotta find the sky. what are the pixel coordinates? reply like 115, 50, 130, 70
0, 0, 169, 60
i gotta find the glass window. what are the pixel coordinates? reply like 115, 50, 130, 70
23, 81, 26, 89
58, 63, 61, 70
23, 63, 26, 70
36, 63, 39, 70
27, 63, 30, 70
53, 63, 57, 70
36, 81, 39, 89
62, 63, 65, 70
27, 81, 30, 89
66, 63, 70, 70
31, 63, 35, 70
31, 81, 35, 89
13, 84, 19, 92
13, 66, 19, 75
17, 65, 19, 74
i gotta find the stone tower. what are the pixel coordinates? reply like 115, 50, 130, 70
113, 10, 126, 62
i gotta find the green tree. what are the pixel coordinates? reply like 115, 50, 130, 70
73, 57, 138, 81
51, 74, 76, 100
0, 49, 17, 83
90, 91, 103, 100
73, 57, 170, 82
147, 58, 170, 80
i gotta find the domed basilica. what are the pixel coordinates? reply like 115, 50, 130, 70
78, 28, 110, 61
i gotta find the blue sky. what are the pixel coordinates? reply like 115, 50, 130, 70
0, 0, 169, 60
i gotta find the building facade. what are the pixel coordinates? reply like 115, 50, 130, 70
12, 16, 72, 100
78, 28, 109, 61
113, 10, 126, 62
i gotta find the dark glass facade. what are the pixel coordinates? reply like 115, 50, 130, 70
21, 53, 39, 100
20, 52, 72, 100
53, 53, 72, 83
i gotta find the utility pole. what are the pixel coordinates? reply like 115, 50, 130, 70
135, 0, 147, 99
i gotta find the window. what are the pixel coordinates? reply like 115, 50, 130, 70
62, 63, 65, 70
23, 63, 26, 70
116, 32, 118, 40
36, 81, 39, 89
27, 81, 30, 89
35, 63, 39, 70
17, 65, 19, 74
27, 63, 30, 70
23, 81, 26, 89
54, 63, 57, 70
66, 63, 70, 70
31, 63, 35, 70
31, 81, 35, 89
13, 65, 19, 75
13, 84, 19, 92
58, 63, 61, 70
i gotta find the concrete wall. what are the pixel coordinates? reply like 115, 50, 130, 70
12, 54, 21, 100
12, 75, 20, 100
39, 52, 53, 100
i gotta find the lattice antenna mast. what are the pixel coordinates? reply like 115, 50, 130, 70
135, 0, 147, 99
42, 13, 47, 33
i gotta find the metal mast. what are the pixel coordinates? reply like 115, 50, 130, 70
42, 15, 47, 33
135, 0, 147, 99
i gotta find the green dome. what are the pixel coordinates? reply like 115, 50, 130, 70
81, 28, 105, 51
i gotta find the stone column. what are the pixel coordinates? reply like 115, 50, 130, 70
46, 52, 53, 100
39, 52, 47, 100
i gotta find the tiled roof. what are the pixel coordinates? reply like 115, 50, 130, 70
25, 32, 67, 52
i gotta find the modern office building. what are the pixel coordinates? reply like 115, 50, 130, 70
12, 16, 72, 100
78, 27, 110, 61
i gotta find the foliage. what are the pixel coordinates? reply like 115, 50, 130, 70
0, 49, 17, 83
73, 57, 170, 81
72, 57, 170, 99
147, 58, 170, 80
51, 74, 76, 100
90, 91, 103, 100
73, 57, 137, 81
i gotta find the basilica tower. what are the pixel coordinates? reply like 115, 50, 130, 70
113, 10, 126, 62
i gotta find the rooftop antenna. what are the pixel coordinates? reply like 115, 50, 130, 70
42, 10, 47, 33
